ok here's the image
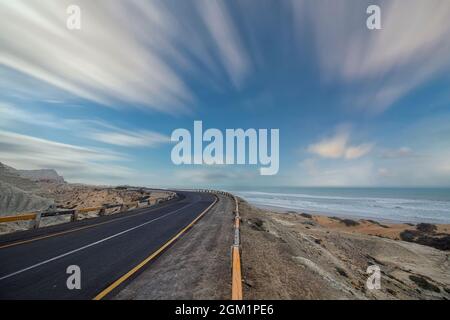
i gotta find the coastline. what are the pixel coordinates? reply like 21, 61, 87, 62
230, 187, 450, 224
249, 202, 448, 225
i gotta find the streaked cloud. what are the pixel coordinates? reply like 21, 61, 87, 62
0, 129, 133, 182
0, 1, 189, 113
197, 0, 250, 87
0, 102, 65, 129
381, 147, 413, 159
0, 0, 254, 113
0, 0, 449, 187
87, 130, 168, 147
0, 103, 169, 148
300, 0, 450, 113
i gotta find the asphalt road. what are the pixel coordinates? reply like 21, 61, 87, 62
115, 194, 234, 299
0, 191, 216, 299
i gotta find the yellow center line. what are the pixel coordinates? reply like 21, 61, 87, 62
93, 196, 218, 300
0, 201, 180, 250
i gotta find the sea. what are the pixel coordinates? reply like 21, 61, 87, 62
228, 187, 450, 224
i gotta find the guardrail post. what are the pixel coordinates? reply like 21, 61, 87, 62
71, 210, 79, 222
30, 212, 42, 229
120, 204, 126, 212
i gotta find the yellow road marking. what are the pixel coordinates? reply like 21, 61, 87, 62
93, 196, 218, 300
0, 201, 178, 250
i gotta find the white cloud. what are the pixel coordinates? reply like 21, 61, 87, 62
0, 103, 169, 148
297, 152, 450, 187
0, 102, 64, 129
345, 143, 373, 159
298, 158, 375, 186
174, 167, 257, 185
307, 130, 347, 158
0, 0, 253, 113
377, 167, 392, 177
381, 147, 413, 159
307, 127, 373, 160
300, 0, 450, 113
88, 131, 168, 147
0, 1, 196, 113
75, 121, 170, 148
0, 129, 133, 183
197, 0, 250, 87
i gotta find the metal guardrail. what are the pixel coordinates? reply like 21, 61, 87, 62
0, 190, 177, 230
230, 193, 242, 300
195, 189, 243, 300
0, 212, 37, 223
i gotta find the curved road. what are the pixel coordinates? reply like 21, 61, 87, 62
0, 191, 216, 299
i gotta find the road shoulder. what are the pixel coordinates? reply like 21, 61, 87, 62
115, 194, 234, 300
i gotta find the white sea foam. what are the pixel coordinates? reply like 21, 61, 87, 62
232, 189, 450, 223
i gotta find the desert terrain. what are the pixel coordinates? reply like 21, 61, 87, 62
0, 162, 172, 234
239, 199, 450, 300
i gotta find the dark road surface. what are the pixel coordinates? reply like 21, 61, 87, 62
0, 191, 216, 299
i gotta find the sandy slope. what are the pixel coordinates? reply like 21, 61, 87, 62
0, 162, 173, 235
240, 200, 450, 300
0, 181, 53, 216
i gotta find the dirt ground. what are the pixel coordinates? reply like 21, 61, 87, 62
35, 183, 168, 210
312, 215, 450, 240
0, 184, 173, 234
239, 199, 450, 300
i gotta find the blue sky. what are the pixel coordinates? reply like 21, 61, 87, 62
1, 0, 450, 188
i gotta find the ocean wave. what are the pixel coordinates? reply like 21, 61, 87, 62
232, 190, 450, 224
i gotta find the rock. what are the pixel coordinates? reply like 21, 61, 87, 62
248, 218, 266, 232
17, 169, 65, 183
365, 219, 390, 228
0, 181, 53, 216
409, 275, 440, 293
340, 219, 360, 227
400, 230, 450, 251
386, 288, 397, 296
335, 267, 348, 278
400, 230, 417, 242
0, 162, 40, 192
416, 223, 437, 233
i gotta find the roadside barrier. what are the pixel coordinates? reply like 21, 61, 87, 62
195, 189, 243, 300
230, 193, 243, 300
0, 189, 177, 230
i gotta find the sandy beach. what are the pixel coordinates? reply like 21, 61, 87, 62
239, 198, 450, 300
